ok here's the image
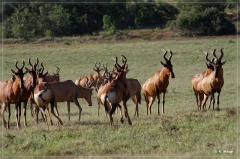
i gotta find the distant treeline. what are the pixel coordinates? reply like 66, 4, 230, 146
2, 2, 237, 39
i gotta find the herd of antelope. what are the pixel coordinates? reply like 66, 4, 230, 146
0, 48, 226, 129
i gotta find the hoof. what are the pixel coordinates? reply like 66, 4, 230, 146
120, 118, 124, 124
128, 121, 132, 125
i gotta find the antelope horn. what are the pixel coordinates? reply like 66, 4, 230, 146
21, 60, 25, 70
167, 49, 173, 61
113, 57, 121, 69
211, 49, 217, 59
29, 58, 33, 69
34, 57, 39, 70
204, 52, 211, 63
103, 62, 108, 71
56, 66, 60, 74
121, 55, 127, 64
162, 49, 168, 61
219, 48, 224, 61
15, 60, 20, 69
40, 62, 44, 74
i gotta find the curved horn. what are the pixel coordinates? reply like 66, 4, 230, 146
219, 48, 224, 61
167, 49, 173, 61
113, 57, 121, 69
40, 62, 44, 74
29, 58, 33, 69
162, 49, 168, 61
21, 60, 25, 70
56, 66, 60, 74
103, 62, 108, 71
15, 60, 20, 69
211, 49, 217, 59
34, 57, 39, 70
121, 55, 127, 64
204, 52, 211, 63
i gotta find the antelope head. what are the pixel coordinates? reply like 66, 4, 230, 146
11, 59, 28, 89
204, 51, 214, 71
25, 57, 39, 87
160, 49, 175, 78
209, 48, 226, 78
93, 61, 103, 77
113, 55, 128, 73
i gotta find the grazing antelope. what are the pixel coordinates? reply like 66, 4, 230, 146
197, 49, 226, 110
75, 62, 102, 88
97, 55, 132, 126
142, 49, 175, 116
192, 52, 214, 110
0, 60, 27, 129
34, 80, 94, 128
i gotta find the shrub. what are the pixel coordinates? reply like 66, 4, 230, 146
102, 14, 116, 35
170, 5, 236, 36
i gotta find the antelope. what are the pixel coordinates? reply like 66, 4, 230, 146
30, 61, 60, 120
192, 51, 214, 110
197, 49, 226, 110
0, 60, 27, 129
97, 55, 132, 126
38, 62, 60, 82
75, 62, 102, 88
16, 58, 38, 127
142, 49, 175, 116
33, 80, 94, 128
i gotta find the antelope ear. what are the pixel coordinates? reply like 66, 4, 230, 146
221, 61, 226, 65
11, 69, 16, 74
43, 71, 48, 76
25, 67, 30, 71
160, 61, 165, 66
24, 68, 29, 74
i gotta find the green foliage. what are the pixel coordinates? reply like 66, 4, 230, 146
2, 3, 236, 38
102, 14, 116, 35
170, 4, 236, 36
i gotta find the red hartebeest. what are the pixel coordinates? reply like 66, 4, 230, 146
75, 62, 102, 88
142, 49, 175, 116
97, 63, 141, 117
0, 60, 27, 129
197, 49, 226, 110
17, 58, 38, 127
97, 55, 132, 126
29, 61, 61, 122
34, 80, 94, 129
192, 51, 214, 110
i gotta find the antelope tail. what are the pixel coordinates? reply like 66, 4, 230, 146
104, 95, 108, 113
137, 92, 141, 104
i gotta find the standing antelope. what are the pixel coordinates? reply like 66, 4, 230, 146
192, 51, 214, 110
29, 61, 61, 121
17, 58, 38, 127
142, 49, 175, 116
75, 62, 102, 88
0, 60, 27, 129
97, 62, 141, 117
97, 55, 132, 126
197, 49, 226, 110
33, 80, 94, 129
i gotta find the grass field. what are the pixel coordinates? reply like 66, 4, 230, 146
1, 35, 239, 158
